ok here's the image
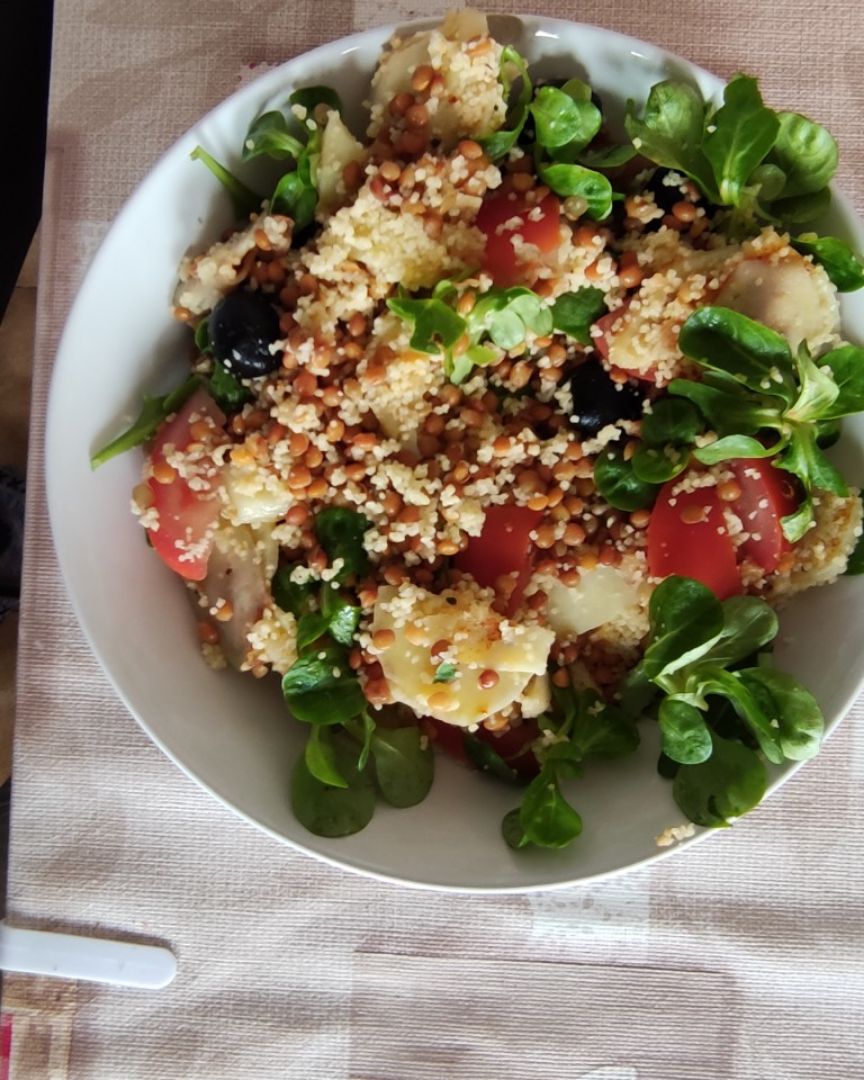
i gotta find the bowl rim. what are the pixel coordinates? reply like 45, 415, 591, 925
44, 14, 864, 893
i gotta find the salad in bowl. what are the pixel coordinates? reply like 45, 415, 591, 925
91, 10, 864, 856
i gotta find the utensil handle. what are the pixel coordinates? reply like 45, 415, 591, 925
0, 921, 177, 988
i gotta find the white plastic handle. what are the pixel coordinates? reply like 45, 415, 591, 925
0, 921, 177, 988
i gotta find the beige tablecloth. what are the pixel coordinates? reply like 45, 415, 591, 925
6, 1, 864, 1077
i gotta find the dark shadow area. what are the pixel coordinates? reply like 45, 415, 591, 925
0, 4, 53, 321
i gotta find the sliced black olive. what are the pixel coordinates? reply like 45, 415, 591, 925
568, 358, 644, 438
209, 291, 281, 378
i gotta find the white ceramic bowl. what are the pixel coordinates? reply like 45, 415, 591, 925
46, 16, 864, 892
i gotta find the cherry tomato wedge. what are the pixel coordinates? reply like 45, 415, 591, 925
728, 459, 798, 573
146, 389, 226, 581
474, 719, 541, 779
592, 306, 623, 362
593, 301, 657, 383
455, 504, 542, 612
476, 191, 561, 286
422, 717, 541, 779
647, 477, 742, 599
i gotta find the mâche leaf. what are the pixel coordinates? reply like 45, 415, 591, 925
314, 508, 372, 580
90, 376, 201, 469
702, 76, 779, 206
624, 81, 715, 196
530, 86, 601, 153
767, 112, 838, 199
242, 110, 306, 162
551, 287, 607, 344
190, 146, 262, 219
538, 162, 613, 220
792, 234, 864, 293
672, 733, 767, 827
479, 45, 532, 160
371, 727, 434, 808
291, 731, 376, 837
678, 307, 796, 403
594, 448, 659, 511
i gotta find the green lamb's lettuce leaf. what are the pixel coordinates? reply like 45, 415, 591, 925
503, 685, 638, 850
386, 297, 465, 355
677, 306, 797, 404
388, 283, 556, 384
537, 162, 614, 220
370, 727, 435, 808
463, 735, 522, 783
672, 733, 767, 827
576, 143, 637, 170
627, 575, 824, 831
282, 644, 366, 726
640, 576, 724, 682
625, 76, 838, 227
551, 287, 607, 344
242, 110, 306, 162
291, 730, 377, 836
641, 398, 703, 447
304, 725, 348, 788
624, 81, 715, 196
792, 233, 864, 292
313, 508, 372, 580
702, 76, 779, 206
515, 765, 583, 849
594, 448, 659, 511
189, 146, 262, 219
659, 698, 713, 764
480, 45, 532, 160
90, 376, 202, 469
767, 112, 838, 199
530, 85, 601, 153
208, 360, 251, 412
288, 85, 343, 115
671, 308, 859, 539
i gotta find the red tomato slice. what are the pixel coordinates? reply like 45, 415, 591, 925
146, 389, 226, 581
592, 306, 622, 362
455, 504, 542, 611
474, 720, 541, 778
593, 301, 657, 383
728, 459, 798, 573
423, 717, 541, 778
476, 191, 561, 286
647, 477, 741, 599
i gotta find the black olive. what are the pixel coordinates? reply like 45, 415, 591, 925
643, 167, 685, 213
568, 358, 644, 438
209, 291, 281, 378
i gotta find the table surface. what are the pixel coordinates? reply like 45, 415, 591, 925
5, 1, 864, 1077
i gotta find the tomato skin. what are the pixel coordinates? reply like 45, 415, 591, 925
476, 192, 561, 286
593, 301, 657, 383
423, 717, 541, 778
475, 720, 541, 778
454, 504, 542, 612
647, 478, 742, 599
728, 459, 798, 573
146, 389, 226, 581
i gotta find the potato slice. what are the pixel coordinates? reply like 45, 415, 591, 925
714, 255, 839, 351
542, 564, 642, 638
316, 110, 365, 216
371, 583, 554, 727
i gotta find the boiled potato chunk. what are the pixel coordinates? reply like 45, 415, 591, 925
223, 460, 292, 527
715, 255, 839, 351
371, 583, 554, 727
543, 564, 642, 638
317, 110, 365, 216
